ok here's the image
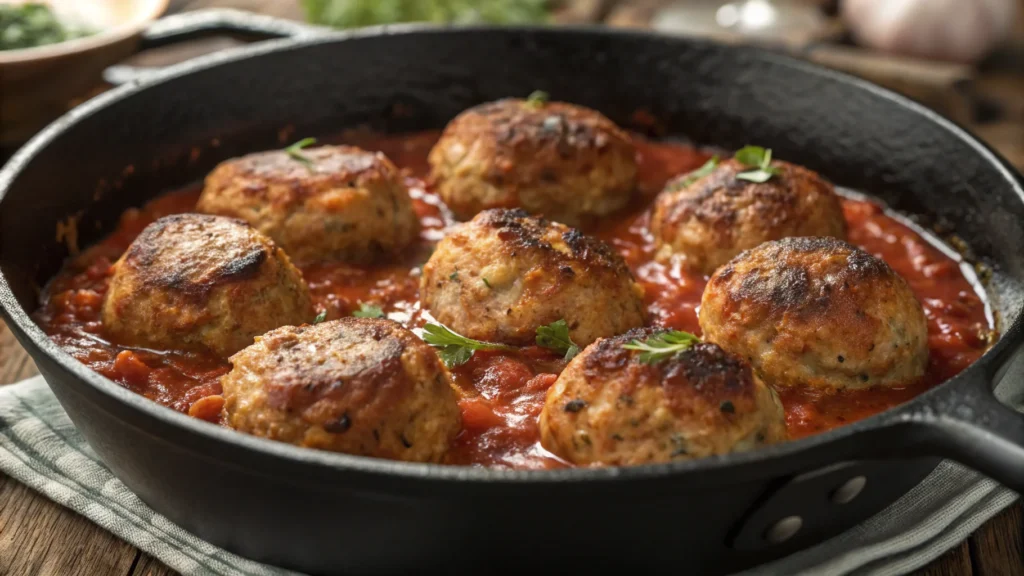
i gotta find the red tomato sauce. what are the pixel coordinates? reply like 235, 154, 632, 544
34, 131, 995, 469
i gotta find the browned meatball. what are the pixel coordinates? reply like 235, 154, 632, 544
101, 214, 314, 357
428, 98, 637, 224
539, 328, 786, 466
420, 209, 645, 347
651, 157, 847, 275
197, 145, 419, 264
221, 318, 461, 463
700, 237, 928, 391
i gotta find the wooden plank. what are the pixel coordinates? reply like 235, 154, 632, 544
970, 502, 1024, 576
131, 553, 177, 576
605, 0, 662, 28
0, 472, 138, 576
0, 320, 139, 576
971, 122, 1024, 171
916, 541, 975, 576
552, 0, 617, 23
0, 321, 39, 386
802, 45, 976, 125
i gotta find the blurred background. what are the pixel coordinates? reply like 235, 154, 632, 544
0, 2, 1022, 574
1, 0, 1022, 167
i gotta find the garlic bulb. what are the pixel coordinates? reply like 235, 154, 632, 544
841, 0, 1018, 63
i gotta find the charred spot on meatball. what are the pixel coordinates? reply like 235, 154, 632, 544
221, 318, 461, 463
651, 157, 847, 275
420, 208, 645, 347
101, 214, 314, 357
197, 144, 419, 264
540, 328, 786, 466
699, 236, 928, 391
428, 99, 637, 224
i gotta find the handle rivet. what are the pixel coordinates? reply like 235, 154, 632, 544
765, 516, 802, 544
831, 476, 867, 504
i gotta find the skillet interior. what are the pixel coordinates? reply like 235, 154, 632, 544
2, 26, 1024, 574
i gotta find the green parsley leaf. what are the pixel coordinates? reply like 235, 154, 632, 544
536, 319, 581, 361
421, 323, 515, 368
734, 145, 767, 167
313, 310, 328, 324
676, 155, 720, 188
482, 277, 492, 289
437, 345, 473, 368
524, 90, 549, 109
285, 137, 317, 171
735, 169, 777, 183
734, 145, 781, 183
622, 330, 701, 364
352, 302, 384, 318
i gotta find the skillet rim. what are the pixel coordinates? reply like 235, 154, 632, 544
1, 24, 1022, 484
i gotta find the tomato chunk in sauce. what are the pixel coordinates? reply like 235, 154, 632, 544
34, 131, 995, 469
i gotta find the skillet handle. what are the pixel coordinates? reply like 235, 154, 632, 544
104, 9, 330, 85
910, 371, 1024, 494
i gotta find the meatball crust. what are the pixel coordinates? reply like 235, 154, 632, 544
420, 209, 646, 347
221, 318, 461, 462
197, 145, 419, 264
539, 329, 786, 466
102, 214, 314, 357
699, 237, 928, 391
428, 98, 637, 224
651, 158, 847, 275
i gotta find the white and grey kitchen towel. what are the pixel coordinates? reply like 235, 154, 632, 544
0, 376, 1017, 576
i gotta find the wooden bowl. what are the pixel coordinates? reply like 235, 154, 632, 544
0, 0, 169, 148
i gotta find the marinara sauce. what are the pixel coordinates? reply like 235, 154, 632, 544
34, 132, 995, 469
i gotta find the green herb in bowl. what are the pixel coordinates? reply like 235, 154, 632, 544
0, 3, 93, 51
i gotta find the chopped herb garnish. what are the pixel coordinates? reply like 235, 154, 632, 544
677, 155, 720, 187
720, 400, 735, 414
536, 319, 580, 361
313, 310, 328, 324
482, 277, 492, 289
285, 137, 317, 171
449, 270, 459, 281
421, 322, 514, 368
622, 330, 700, 364
352, 302, 384, 318
525, 90, 549, 109
734, 145, 781, 183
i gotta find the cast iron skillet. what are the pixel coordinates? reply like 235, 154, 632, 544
1, 10, 1023, 575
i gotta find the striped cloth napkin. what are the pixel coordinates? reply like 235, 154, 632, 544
0, 376, 1017, 576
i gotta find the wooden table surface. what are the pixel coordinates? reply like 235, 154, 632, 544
2, 1, 1023, 574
